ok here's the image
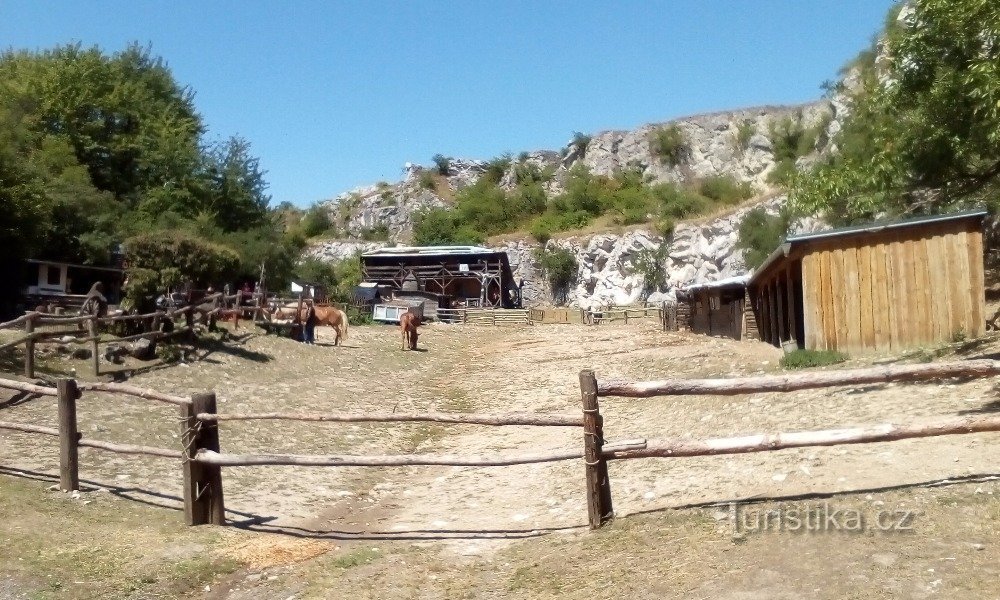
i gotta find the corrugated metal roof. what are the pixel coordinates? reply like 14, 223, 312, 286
362, 245, 497, 258
785, 208, 987, 244
684, 274, 750, 292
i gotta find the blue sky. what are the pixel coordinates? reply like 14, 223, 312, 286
1, 1, 897, 208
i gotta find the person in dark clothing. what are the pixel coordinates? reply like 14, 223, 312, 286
302, 300, 318, 344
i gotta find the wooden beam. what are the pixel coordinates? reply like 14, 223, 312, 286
57, 379, 80, 492
76, 382, 191, 406
193, 448, 585, 467
603, 412, 1000, 460
596, 359, 1000, 397
198, 411, 582, 427
580, 370, 613, 528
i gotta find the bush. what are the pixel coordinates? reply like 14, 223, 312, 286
735, 206, 793, 269
432, 154, 450, 176
653, 184, 710, 218
655, 217, 676, 238
483, 155, 512, 184
571, 131, 592, 155
412, 208, 484, 246
766, 159, 799, 187
418, 170, 437, 190
698, 176, 754, 206
734, 119, 755, 153
780, 349, 848, 369
649, 125, 688, 166
359, 224, 390, 241
534, 246, 578, 304
299, 205, 334, 238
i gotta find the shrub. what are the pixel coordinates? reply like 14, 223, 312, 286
418, 170, 437, 190
571, 131, 592, 156
769, 116, 817, 163
653, 184, 710, 218
780, 349, 848, 369
299, 205, 334, 237
735, 206, 793, 269
766, 159, 798, 187
634, 245, 667, 299
698, 175, 754, 206
535, 246, 578, 304
483, 155, 512, 184
359, 224, 390, 241
432, 154, 450, 176
655, 217, 676, 238
412, 208, 484, 246
734, 119, 755, 153
649, 125, 688, 166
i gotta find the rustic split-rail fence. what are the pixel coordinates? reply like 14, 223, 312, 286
2, 359, 999, 529
0, 292, 252, 378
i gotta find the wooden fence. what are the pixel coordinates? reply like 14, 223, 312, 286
435, 305, 675, 327
0, 293, 242, 378
579, 360, 1000, 528
3, 359, 1000, 529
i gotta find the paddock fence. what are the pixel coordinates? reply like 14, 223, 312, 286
580, 360, 1000, 528
2, 360, 999, 529
0, 293, 246, 378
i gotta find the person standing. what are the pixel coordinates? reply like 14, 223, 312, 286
302, 300, 318, 344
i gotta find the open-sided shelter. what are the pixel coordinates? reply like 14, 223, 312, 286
748, 209, 986, 353
360, 245, 519, 309
678, 275, 758, 341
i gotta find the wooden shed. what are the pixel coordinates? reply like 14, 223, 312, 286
748, 209, 986, 353
679, 275, 758, 341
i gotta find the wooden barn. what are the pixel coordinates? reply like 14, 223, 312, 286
360, 245, 520, 310
678, 275, 759, 341
748, 209, 987, 353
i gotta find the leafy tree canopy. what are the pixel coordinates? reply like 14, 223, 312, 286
793, 0, 1000, 222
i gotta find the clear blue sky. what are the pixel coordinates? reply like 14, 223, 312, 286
1, 1, 897, 208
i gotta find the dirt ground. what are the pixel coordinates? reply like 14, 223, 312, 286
1, 320, 998, 599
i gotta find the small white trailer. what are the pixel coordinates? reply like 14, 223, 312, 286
372, 303, 424, 324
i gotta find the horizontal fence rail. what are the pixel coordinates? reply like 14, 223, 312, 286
194, 449, 584, 468
197, 411, 581, 427
601, 413, 1000, 459
597, 360, 1000, 397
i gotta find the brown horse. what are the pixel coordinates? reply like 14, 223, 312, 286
301, 305, 349, 346
400, 312, 420, 350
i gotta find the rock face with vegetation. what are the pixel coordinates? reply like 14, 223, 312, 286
307, 101, 836, 307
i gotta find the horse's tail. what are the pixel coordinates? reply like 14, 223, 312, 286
338, 310, 349, 341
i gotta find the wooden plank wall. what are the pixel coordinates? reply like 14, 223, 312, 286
799, 221, 985, 353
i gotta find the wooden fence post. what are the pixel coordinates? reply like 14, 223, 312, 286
24, 314, 34, 378
57, 378, 80, 491
88, 317, 99, 376
180, 392, 226, 525
579, 369, 613, 529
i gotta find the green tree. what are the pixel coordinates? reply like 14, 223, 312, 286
735, 206, 794, 269
793, 0, 1000, 220
535, 246, 578, 305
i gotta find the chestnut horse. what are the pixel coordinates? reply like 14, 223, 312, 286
262, 303, 348, 345
400, 312, 420, 350
303, 305, 349, 346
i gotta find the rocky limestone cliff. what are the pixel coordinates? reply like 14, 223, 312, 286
315, 101, 834, 244
308, 194, 827, 310
307, 101, 841, 307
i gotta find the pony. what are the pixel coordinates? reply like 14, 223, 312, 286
300, 305, 349, 346
399, 312, 421, 350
